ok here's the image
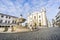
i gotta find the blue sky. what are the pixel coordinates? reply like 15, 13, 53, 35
0, 0, 60, 22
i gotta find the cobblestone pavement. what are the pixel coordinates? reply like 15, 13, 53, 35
0, 27, 60, 40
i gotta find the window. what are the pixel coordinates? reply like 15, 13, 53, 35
34, 16, 36, 19
8, 21, 10, 24
9, 17, 11, 19
30, 25, 32, 26
12, 20, 15, 23
39, 23, 41, 26
15, 21, 16, 24
39, 20, 41, 22
39, 16, 40, 18
1, 15, 4, 18
5, 20, 7, 23
6, 16, 8, 18
0, 20, 3, 23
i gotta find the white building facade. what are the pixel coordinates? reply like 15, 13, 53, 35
0, 13, 18, 32
27, 8, 48, 28
55, 11, 60, 27
52, 7, 60, 27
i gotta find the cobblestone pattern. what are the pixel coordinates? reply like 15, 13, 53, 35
0, 27, 60, 40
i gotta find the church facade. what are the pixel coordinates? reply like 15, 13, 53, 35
27, 8, 48, 28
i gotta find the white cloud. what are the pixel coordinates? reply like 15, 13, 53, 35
0, 0, 60, 21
